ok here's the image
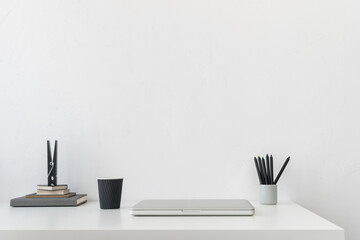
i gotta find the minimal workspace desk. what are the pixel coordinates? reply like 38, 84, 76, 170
0, 201, 344, 240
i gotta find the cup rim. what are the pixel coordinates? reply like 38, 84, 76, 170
97, 177, 123, 180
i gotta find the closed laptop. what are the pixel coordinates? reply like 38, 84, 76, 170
131, 199, 255, 216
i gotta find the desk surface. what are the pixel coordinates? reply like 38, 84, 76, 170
0, 200, 344, 240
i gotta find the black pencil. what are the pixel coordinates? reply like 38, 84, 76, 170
266, 154, 270, 184
257, 157, 264, 184
270, 155, 273, 184
258, 157, 265, 184
261, 157, 268, 184
254, 157, 263, 184
274, 157, 290, 184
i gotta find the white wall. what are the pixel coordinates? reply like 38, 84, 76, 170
0, 0, 359, 239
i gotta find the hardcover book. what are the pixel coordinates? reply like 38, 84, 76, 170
25, 192, 76, 198
10, 194, 87, 207
37, 189, 70, 195
37, 185, 68, 191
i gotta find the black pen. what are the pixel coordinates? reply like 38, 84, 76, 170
274, 157, 290, 184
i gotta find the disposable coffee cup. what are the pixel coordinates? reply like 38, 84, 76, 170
259, 184, 277, 205
97, 177, 123, 209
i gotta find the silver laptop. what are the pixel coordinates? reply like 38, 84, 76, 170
131, 199, 255, 216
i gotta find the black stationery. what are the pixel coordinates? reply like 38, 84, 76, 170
274, 157, 290, 184
254, 157, 263, 184
261, 157, 268, 184
253, 155, 290, 185
270, 155, 274, 184
266, 155, 271, 184
47, 140, 57, 186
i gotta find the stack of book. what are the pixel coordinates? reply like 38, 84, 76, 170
28, 184, 74, 198
10, 184, 87, 207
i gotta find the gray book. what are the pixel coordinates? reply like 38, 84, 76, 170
10, 194, 87, 207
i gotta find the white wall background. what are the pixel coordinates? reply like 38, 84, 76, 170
1, 0, 359, 239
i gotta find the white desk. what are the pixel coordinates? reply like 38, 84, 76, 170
0, 201, 344, 240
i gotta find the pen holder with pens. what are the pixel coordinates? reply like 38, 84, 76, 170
253, 155, 290, 205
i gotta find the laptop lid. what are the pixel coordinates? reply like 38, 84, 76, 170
131, 199, 255, 216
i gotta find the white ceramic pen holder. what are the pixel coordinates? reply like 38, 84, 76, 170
259, 184, 277, 205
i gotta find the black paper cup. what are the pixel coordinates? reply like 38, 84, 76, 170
97, 178, 123, 209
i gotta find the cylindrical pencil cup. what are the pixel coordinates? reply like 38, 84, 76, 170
97, 178, 123, 209
259, 184, 277, 205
